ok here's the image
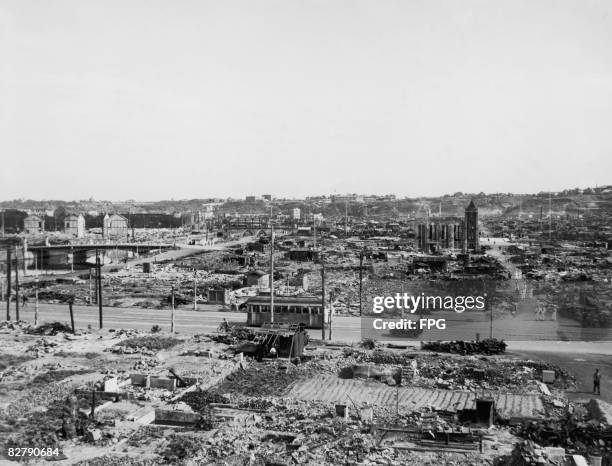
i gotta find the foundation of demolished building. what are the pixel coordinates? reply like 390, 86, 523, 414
1, 320, 610, 466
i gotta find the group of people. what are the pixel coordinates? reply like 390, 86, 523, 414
534, 305, 557, 321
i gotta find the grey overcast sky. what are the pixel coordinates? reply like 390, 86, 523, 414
0, 0, 611, 201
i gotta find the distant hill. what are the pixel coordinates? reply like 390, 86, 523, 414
2, 187, 610, 220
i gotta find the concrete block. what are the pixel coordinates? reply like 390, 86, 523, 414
149, 376, 176, 391
132, 408, 155, 424
154, 409, 200, 425
536, 381, 551, 396
570, 455, 588, 466
543, 447, 565, 459
103, 377, 119, 392
542, 370, 555, 383
130, 374, 148, 386
87, 429, 102, 442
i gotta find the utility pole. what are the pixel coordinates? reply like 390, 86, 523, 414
171, 285, 175, 333
328, 290, 333, 340
359, 250, 364, 317
1, 246, 17, 304
345, 201, 348, 236
14, 246, 19, 321
34, 276, 39, 327
549, 192, 552, 242
484, 280, 492, 339
96, 249, 103, 329
193, 268, 197, 311
320, 235, 325, 340
269, 223, 275, 324
89, 269, 93, 305
69, 299, 75, 334
5, 247, 11, 321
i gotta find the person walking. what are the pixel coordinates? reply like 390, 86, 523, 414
594, 369, 601, 395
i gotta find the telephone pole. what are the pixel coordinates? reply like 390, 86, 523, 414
320, 235, 325, 340
34, 276, 39, 327
5, 247, 11, 321
193, 268, 197, 311
96, 249, 103, 329
328, 290, 333, 340
549, 192, 552, 242
359, 250, 364, 317
484, 280, 492, 339
14, 246, 19, 321
269, 223, 275, 324
345, 201, 348, 236
171, 285, 175, 333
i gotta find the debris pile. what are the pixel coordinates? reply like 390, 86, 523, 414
515, 418, 612, 459
0, 320, 32, 332
503, 440, 566, 466
108, 345, 154, 356
0, 320, 73, 336
210, 326, 258, 345
339, 349, 574, 392
26, 338, 60, 356
115, 335, 182, 351
422, 339, 507, 355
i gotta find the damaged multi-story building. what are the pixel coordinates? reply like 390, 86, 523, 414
416, 199, 481, 253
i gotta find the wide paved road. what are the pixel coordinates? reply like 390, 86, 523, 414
11, 303, 236, 335
7, 303, 612, 355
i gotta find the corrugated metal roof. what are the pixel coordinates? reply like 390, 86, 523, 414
288, 375, 545, 419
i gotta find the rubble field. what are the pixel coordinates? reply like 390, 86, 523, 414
0, 320, 610, 465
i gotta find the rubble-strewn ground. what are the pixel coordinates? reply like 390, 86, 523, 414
1, 320, 610, 465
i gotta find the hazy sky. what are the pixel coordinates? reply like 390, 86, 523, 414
1, 0, 611, 201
